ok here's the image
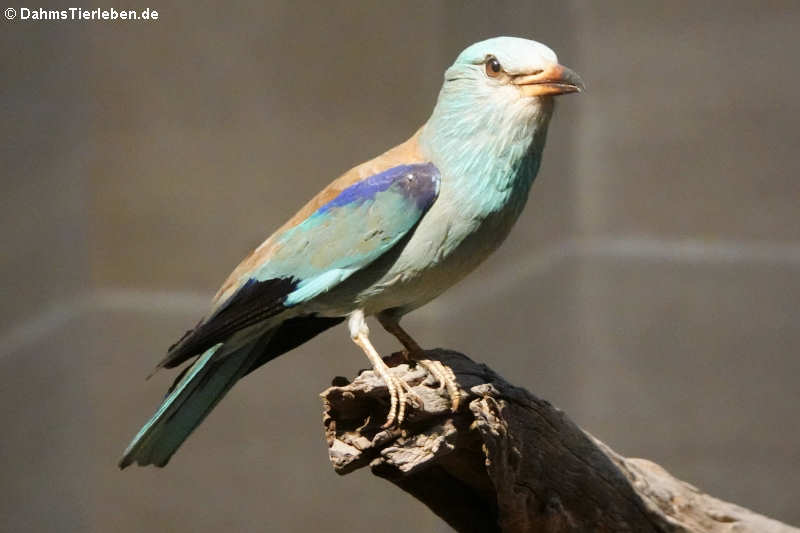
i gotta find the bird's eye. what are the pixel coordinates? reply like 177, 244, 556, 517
485, 56, 502, 78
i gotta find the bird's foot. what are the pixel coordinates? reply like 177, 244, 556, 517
418, 359, 460, 413
375, 313, 460, 413
403, 351, 460, 414
349, 311, 421, 428
373, 362, 420, 428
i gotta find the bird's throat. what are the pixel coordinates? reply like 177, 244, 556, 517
419, 100, 552, 216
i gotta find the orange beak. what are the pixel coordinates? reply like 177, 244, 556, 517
512, 63, 585, 97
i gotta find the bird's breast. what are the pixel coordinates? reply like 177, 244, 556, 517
340, 173, 532, 315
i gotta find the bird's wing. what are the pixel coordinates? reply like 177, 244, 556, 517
160, 136, 437, 368
211, 129, 426, 306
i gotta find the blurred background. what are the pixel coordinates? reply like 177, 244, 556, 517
2, 1, 799, 531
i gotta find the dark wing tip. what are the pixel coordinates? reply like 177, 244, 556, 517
158, 277, 300, 369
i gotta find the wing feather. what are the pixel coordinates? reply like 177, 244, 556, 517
211, 129, 426, 306
160, 153, 438, 369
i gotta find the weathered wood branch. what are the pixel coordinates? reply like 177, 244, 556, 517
321, 349, 798, 533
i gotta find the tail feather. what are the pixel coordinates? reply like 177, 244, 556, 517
119, 330, 272, 468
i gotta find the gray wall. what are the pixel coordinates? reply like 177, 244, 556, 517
2, 2, 799, 531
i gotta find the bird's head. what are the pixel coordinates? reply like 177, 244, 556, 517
421, 36, 583, 189
446, 36, 583, 99
426, 36, 582, 142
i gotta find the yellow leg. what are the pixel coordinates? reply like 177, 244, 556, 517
349, 310, 414, 427
377, 312, 460, 413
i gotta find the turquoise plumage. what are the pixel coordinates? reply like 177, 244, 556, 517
119, 36, 583, 468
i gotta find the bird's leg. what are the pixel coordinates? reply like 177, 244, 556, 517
348, 310, 416, 427
377, 311, 460, 413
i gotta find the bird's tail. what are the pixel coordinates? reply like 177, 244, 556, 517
118, 330, 272, 469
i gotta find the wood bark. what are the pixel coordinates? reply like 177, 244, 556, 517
321, 349, 798, 533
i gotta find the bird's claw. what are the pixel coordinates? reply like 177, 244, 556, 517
415, 359, 460, 413
380, 371, 420, 428
399, 348, 460, 414
362, 327, 459, 426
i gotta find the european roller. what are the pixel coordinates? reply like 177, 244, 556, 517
119, 36, 583, 468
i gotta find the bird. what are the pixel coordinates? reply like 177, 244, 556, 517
119, 36, 583, 469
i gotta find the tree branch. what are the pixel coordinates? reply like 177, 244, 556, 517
321, 349, 798, 533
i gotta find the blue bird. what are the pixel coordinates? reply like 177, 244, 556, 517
119, 36, 583, 468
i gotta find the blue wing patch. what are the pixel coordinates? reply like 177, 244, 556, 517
258, 162, 440, 304
317, 163, 440, 214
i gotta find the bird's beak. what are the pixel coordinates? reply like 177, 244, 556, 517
512, 63, 585, 97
